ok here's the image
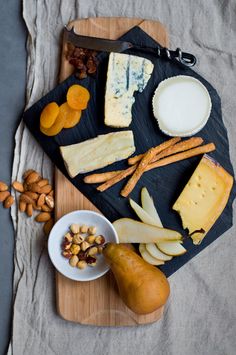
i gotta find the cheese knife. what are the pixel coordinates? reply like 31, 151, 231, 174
64, 26, 197, 67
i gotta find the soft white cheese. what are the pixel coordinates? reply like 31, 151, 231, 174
60, 131, 135, 178
105, 52, 154, 128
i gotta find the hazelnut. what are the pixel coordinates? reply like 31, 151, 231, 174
70, 224, 80, 234
64, 232, 73, 243
87, 246, 98, 256
62, 250, 72, 259
70, 244, 80, 255
81, 241, 90, 251
95, 235, 105, 245
86, 235, 96, 244
73, 234, 84, 244
80, 225, 88, 234
77, 260, 87, 269
78, 250, 87, 260
69, 255, 79, 267
88, 226, 97, 235
86, 256, 97, 266
62, 241, 72, 250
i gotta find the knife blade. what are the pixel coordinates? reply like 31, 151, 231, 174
64, 26, 196, 67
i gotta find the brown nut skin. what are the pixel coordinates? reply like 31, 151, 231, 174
37, 179, 49, 187
62, 241, 72, 250
35, 212, 51, 222
26, 203, 33, 217
37, 193, 46, 207
0, 191, 10, 202
24, 191, 39, 200
19, 200, 27, 212
12, 181, 24, 193
23, 169, 35, 180
20, 193, 34, 205
40, 184, 52, 194
0, 181, 9, 192
28, 183, 42, 193
95, 235, 105, 245
41, 204, 52, 212
86, 256, 97, 266
78, 250, 87, 261
64, 232, 73, 243
43, 218, 54, 236
4, 195, 14, 208
62, 250, 72, 259
26, 171, 41, 184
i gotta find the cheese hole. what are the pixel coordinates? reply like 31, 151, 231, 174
201, 193, 205, 198
197, 183, 201, 187
211, 186, 216, 191
194, 201, 198, 205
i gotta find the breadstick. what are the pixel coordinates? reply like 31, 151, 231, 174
150, 137, 204, 163
97, 164, 137, 192
96, 142, 215, 193
84, 170, 123, 184
128, 136, 181, 165
146, 143, 216, 171
120, 148, 157, 197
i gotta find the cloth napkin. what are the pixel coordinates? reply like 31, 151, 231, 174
8, 0, 236, 354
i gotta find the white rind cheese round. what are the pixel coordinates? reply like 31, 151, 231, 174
152, 75, 212, 137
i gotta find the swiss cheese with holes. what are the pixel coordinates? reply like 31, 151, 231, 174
173, 154, 233, 245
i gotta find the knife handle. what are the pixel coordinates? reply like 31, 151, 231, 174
160, 47, 197, 67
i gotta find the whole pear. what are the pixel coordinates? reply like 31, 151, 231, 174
103, 243, 170, 314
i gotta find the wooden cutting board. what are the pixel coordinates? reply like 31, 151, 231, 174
55, 17, 169, 325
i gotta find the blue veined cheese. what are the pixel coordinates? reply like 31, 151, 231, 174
105, 52, 154, 127
60, 131, 135, 178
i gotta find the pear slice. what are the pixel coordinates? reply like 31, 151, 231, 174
157, 241, 187, 256
146, 243, 173, 261
113, 218, 182, 244
129, 198, 158, 226
139, 244, 165, 266
141, 187, 162, 226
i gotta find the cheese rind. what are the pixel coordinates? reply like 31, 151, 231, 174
173, 155, 233, 244
105, 52, 154, 128
60, 131, 135, 178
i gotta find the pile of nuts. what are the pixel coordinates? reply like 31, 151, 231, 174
66, 43, 99, 79
0, 169, 54, 236
61, 223, 106, 269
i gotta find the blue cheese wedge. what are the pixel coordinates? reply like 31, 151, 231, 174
173, 155, 233, 244
105, 52, 154, 127
60, 131, 135, 178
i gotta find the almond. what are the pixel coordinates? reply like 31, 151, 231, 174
12, 181, 24, 193
41, 204, 52, 212
0, 191, 10, 202
40, 184, 52, 194
33, 203, 42, 211
26, 171, 41, 184
23, 182, 29, 191
23, 169, 35, 180
4, 195, 14, 208
0, 181, 8, 192
37, 193, 46, 207
24, 191, 38, 200
45, 195, 54, 209
28, 182, 42, 193
26, 203, 33, 217
43, 218, 54, 236
38, 179, 49, 187
35, 212, 51, 223
19, 200, 27, 212
20, 193, 34, 205
48, 189, 54, 197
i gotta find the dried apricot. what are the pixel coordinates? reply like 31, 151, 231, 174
40, 102, 59, 129
58, 102, 82, 129
40, 105, 67, 136
66, 84, 90, 110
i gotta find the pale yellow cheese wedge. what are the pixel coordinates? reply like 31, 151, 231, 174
173, 154, 233, 244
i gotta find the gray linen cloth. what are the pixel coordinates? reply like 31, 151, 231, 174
8, 0, 236, 354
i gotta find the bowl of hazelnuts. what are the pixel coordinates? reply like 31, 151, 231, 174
48, 210, 118, 281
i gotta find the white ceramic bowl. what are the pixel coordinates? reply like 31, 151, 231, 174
48, 210, 118, 281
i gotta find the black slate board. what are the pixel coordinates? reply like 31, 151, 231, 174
23, 27, 236, 277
